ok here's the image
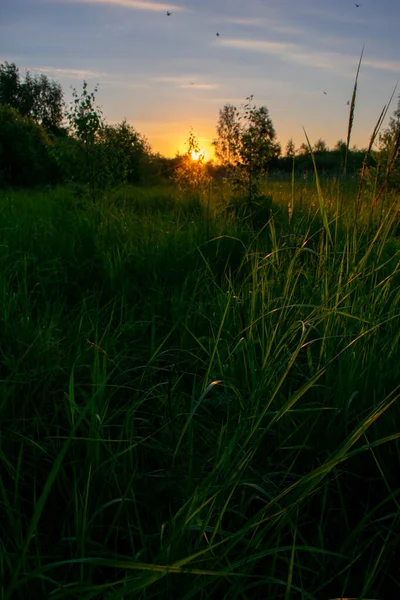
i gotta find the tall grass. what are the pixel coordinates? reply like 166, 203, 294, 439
344, 47, 364, 178
0, 178, 399, 599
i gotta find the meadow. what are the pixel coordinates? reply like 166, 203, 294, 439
1, 177, 400, 599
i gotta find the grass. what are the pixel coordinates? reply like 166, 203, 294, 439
0, 179, 400, 599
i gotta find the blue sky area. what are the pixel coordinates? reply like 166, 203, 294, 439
1, 0, 399, 158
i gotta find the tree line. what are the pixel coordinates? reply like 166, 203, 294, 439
212, 101, 371, 182
0, 61, 399, 193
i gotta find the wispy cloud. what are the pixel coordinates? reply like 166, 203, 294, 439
224, 17, 267, 27
290, 51, 351, 72
71, 0, 187, 12
217, 37, 400, 76
217, 38, 359, 74
362, 58, 400, 73
218, 38, 295, 55
24, 65, 105, 79
179, 83, 218, 89
28, 66, 155, 88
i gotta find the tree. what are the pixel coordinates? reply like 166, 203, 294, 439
379, 95, 400, 161
0, 62, 20, 109
98, 119, 150, 185
213, 95, 280, 204
334, 139, 347, 153
313, 138, 328, 153
285, 138, 296, 158
212, 103, 241, 168
52, 82, 152, 192
22, 72, 64, 134
298, 142, 310, 156
387, 94, 400, 135
374, 94, 400, 191
0, 62, 64, 134
63, 81, 105, 198
238, 97, 281, 176
213, 96, 280, 174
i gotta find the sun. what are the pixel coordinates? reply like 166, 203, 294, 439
191, 149, 205, 161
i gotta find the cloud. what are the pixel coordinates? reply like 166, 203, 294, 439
217, 38, 298, 57
362, 58, 400, 73
71, 0, 187, 11
180, 83, 218, 90
24, 66, 105, 79
217, 37, 400, 75
216, 37, 359, 74
23, 66, 156, 88
290, 51, 351, 72
224, 17, 267, 27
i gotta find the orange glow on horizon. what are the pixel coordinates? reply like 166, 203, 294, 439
139, 123, 216, 161
179, 142, 213, 162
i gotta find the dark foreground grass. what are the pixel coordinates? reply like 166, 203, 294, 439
1, 182, 400, 599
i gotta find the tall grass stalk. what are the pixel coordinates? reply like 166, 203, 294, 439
344, 46, 364, 177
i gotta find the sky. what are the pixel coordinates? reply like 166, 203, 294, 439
1, 0, 400, 159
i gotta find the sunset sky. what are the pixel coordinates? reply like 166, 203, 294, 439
1, 0, 400, 159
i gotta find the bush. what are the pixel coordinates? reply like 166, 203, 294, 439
98, 120, 151, 186
0, 104, 55, 186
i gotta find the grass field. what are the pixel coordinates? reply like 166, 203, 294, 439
1, 179, 400, 599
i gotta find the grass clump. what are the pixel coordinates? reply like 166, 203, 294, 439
0, 181, 400, 600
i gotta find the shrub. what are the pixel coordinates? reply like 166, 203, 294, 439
0, 104, 54, 186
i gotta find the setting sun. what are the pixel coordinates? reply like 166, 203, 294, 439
191, 149, 205, 161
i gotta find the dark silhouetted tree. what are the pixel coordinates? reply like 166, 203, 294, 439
386, 94, 400, 136
285, 138, 296, 158
0, 62, 64, 134
298, 142, 310, 156
63, 81, 104, 198
213, 95, 280, 204
313, 138, 328, 153
213, 96, 280, 178
0, 62, 20, 109
374, 94, 400, 191
242, 99, 279, 199
334, 139, 347, 153
98, 119, 151, 186
22, 72, 64, 134
238, 97, 281, 175
212, 103, 241, 169
216, 96, 280, 207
